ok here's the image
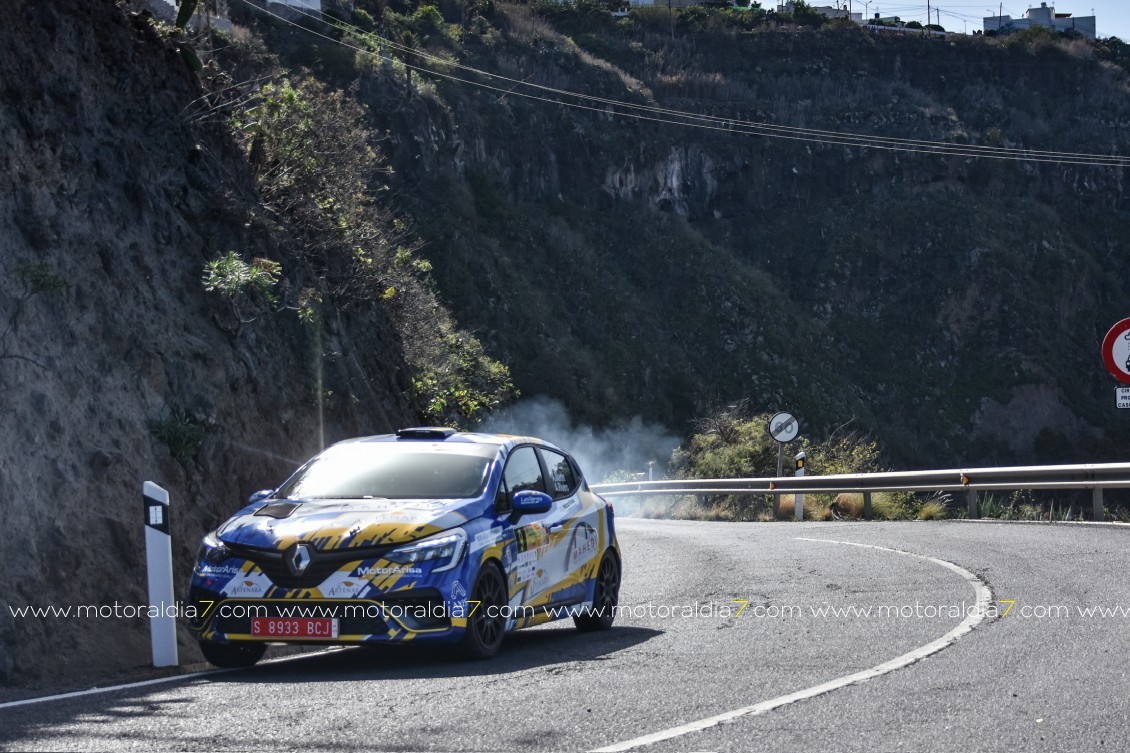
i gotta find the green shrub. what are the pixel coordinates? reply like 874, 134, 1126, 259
412, 5, 446, 38
352, 8, 377, 31
15, 261, 66, 295
202, 251, 281, 303
150, 411, 206, 464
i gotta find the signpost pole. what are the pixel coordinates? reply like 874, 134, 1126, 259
795, 452, 806, 522
143, 481, 178, 668
768, 412, 800, 521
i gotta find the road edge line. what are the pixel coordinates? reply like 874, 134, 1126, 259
589, 537, 992, 753
0, 647, 346, 710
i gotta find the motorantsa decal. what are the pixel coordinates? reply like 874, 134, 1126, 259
196, 563, 246, 578
352, 565, 424, 577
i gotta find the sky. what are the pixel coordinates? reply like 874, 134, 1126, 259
845, 2, 1130, 39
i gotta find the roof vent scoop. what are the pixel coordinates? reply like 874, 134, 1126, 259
254, 501, 302, 519
395, 427, 458, 440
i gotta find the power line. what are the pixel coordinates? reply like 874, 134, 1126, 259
230, 0, 1130, 167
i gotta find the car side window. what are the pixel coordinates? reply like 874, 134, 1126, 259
540, 448, 577, 499
502, 447, 545, 498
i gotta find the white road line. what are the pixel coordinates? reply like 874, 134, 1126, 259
0, 647, 346, 711
590, 537, 993, 753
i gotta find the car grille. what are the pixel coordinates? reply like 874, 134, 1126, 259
226, 542, 397, 589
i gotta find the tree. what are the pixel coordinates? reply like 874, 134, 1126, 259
790, 0, 826, 27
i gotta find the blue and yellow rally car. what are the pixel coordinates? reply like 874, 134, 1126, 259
189, 428, 621, 667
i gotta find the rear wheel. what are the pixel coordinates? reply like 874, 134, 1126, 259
199, 641, 266, 668
460, 562, 507, 659
574, 550, 620, 632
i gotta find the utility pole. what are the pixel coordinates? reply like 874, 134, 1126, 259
927, 0, 930, 28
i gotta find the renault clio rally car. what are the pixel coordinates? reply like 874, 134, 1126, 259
189, 428, 621, 667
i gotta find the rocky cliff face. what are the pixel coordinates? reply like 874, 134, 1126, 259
356, 10, 1130, 467
0, 0, 413, 689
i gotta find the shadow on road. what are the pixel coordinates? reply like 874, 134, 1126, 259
0, 626, 660, 748
225, 624, 662, 684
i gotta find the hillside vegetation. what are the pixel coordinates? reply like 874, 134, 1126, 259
228, 0, 1130, 467
3, 0, 1130, 690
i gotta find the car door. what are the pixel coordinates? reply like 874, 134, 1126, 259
498, 445, 572, 609
536, 447, 601, 604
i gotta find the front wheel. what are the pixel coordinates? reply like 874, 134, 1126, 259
199, 641, 266, 668
460, 562, 508, 659
574, 550, 620, 632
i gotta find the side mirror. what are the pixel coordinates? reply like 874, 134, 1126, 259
247, 489, 274, 506
512, 490, 553, 515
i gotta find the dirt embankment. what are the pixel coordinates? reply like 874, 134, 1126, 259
0, 0, 412, 691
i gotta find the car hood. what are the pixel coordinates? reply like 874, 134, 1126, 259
216, 497, 486, 551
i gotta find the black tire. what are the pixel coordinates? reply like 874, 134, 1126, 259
460, 561, 508, 659
200, 641, 267, 668
574, 550, 620, 632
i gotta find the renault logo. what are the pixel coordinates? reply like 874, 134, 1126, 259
287, 543, 313, 576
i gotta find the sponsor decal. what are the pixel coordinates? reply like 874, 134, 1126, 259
515, 523, 548, 553
515, 550, 539, 582
565, 523, 598, 569
561, 496, 580, 511
473, 529, 502, 551
325, 580, 367, 598
531, 567, 550, 595
502, 543, 515, 569
197, 563, 244, 577
451, 580, 467, 601
223, 576, 270, 597
355, 565, 423, 577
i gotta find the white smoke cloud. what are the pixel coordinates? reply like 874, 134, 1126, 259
479, 396, 681, 485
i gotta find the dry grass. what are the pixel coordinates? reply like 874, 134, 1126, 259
917, 499, 949, 520
777, 494, 835, 521
831, 493, 864, 519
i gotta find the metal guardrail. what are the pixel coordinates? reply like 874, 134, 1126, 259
590, 462, 1130, 520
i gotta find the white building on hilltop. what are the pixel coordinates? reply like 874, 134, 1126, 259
777, 2, 863, 24
983, 2, 1096, 40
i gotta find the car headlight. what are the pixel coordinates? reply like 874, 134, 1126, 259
198, 531, 231, 565
384, 529, 467, 573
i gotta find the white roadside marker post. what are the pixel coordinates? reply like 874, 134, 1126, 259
794, 452, 806, 522
143, 481, 179, 667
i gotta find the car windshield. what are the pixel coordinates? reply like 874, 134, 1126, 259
276, 445, 493, 500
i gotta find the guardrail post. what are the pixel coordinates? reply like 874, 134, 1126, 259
1093, 488, 1104, 521
966, 488, 978, 519
863, 492, 872, 521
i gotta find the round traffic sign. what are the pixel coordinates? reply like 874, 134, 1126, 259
769, 412, 799, 443
1102, 318, 1130, 385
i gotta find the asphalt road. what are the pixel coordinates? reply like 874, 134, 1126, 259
3, 519, 1130, 752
